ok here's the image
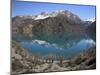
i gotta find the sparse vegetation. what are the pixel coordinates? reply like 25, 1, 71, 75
11, 40, 96, 74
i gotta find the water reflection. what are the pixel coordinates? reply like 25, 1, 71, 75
20, 33, 95, 58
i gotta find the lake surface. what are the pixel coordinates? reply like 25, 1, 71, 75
20, 33, 96, 58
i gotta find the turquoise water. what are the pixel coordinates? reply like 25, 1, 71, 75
20, 34, 95, 58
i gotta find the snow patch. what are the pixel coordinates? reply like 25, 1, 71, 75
34, 15, 50, 20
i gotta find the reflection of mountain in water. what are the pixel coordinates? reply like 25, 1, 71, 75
31, 32, 88, 49
20, 32, 95, 59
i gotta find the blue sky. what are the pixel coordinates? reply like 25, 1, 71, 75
12, 0, 96, 20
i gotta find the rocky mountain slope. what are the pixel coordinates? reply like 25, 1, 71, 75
12, 10, 85, 40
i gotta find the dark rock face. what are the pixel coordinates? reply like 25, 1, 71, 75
86, 21, 96, 41
86, 21, 96, 33
81, 21, 92, 29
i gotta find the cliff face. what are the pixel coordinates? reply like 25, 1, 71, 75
12, 10, 84, 40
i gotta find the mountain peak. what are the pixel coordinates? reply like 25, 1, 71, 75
34, 10, 81, 21
13, 10, 82, 25
85, 18, 95, 22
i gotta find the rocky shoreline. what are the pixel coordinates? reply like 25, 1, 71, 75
11, 40, 96, 75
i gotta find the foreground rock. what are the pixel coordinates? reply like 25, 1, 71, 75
11, 41, 96, 75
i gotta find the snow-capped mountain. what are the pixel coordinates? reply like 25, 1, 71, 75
35, 10, 81, 21
16, 10, 81, 22
12, 10, 84, 40
85, 18, 95, 22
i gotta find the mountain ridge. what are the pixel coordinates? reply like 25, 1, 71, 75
12, 10, 92, 40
